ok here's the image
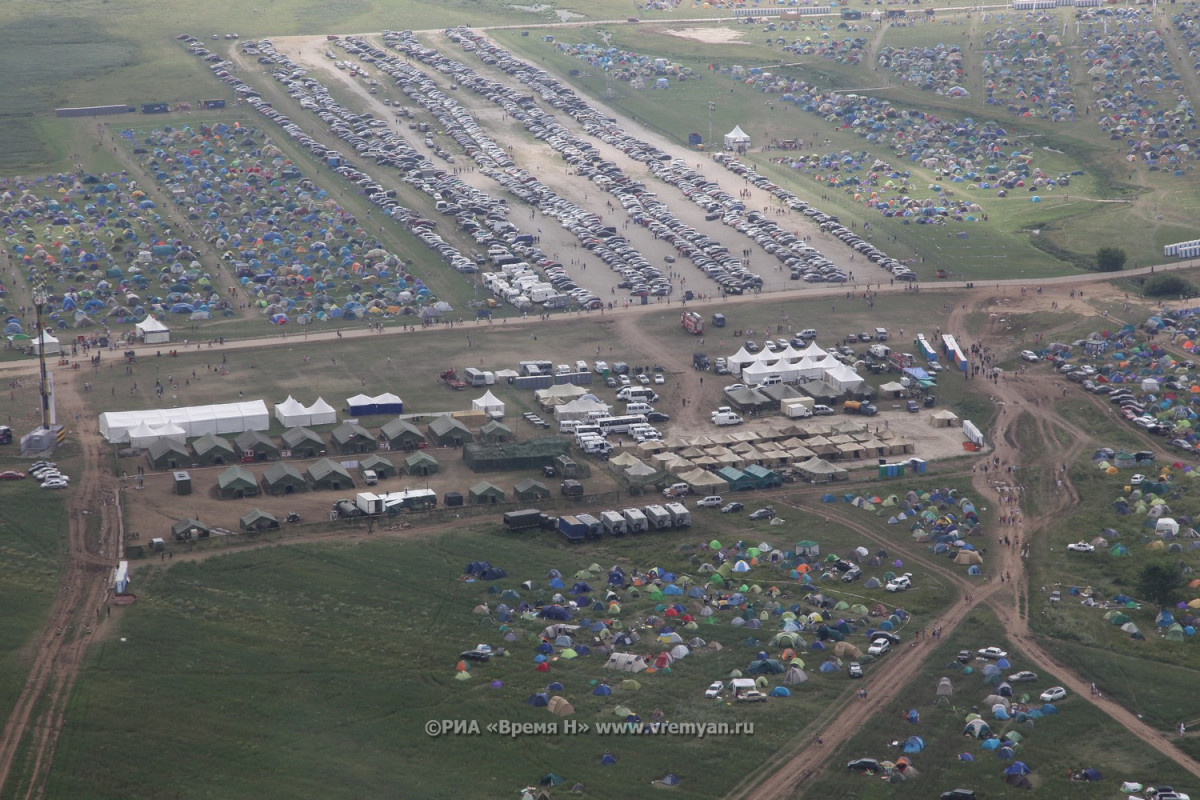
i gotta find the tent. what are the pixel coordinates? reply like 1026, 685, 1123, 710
404, 451, 439, 477
304, 397, 338, 426
369, 393, 403, 416
514, 478, 551, 502
472, 390, 505, 418
29, 329, 60, 355
346, 393, 377, 416
235, 429, 281, 462
724, 124, 751, 151
359, 454, 397, 479
306, 458, 354, 491
469, 481, 506, 505
547, 696, 574, 716
604, 653, 648, 673
239, 508, 279, 532
428, 416, 473, 446
99, 401, 271, 443
170, 518, 210, 541
479, 420, 514, 443
281, 427, 325, 459
275, 396, 309, 428
380, 418, 426, 450
261, 461, 308, 495
330, 420, 376, 454
135, 315, 170, 344
146, 438, 190, 471
216, 465, 259, 499
190, 433, 237, 466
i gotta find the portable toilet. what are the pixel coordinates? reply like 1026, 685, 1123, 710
173, 471, 192, 495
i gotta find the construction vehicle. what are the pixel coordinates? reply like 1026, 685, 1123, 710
440, 368, 467, 390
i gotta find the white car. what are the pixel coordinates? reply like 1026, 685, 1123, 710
41, 478, 70, 490
976, 646, 1008, 660
705, 681, 724, 699
696, 496, 723, 508
1020, 350, 1039, 363
1130, 474, 1146, 485
867, 638, 890, 656
1040, 686, 1067, 702
594, 360, 609, 374
724, 384, 747, 393
1008, 671, 1039, 683
653, 373, 665, 385
1066, 541, 1095, 552
886, 574, 912, 592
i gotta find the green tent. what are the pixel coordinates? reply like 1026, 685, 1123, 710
217, 465, 259, 499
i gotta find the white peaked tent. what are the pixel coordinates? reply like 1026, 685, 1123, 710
724, 124, 751, 150
472, 390, 505, 418
729, 346, 757, 372
825, 363, 865, 393
305, 397, 338, 426
150, 421, 188, 441
127, 422, 162, 449
135, 316, 170, 344
30, 330, 60, 355
793, 342, 829, 359
555, 396, 610, 421
275, 396, 309, 428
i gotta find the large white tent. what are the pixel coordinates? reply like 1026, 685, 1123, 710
472, 390, 506, 418
99, 400, 270, 443
724, 125, 751, 151
135, 316, 170, 344
29, 330, 60, 355
275, 396, 308, 428
554, 396, 610, 421
305, 397, 338, 425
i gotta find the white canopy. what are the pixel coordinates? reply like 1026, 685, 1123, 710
554, 396, 609, 421
99, 400, 269, 443
30, 330, 60, 355
275, 396, 309, 428
472, 390, 506, 417
127, 421, 163, 449
135, 316, 170, 343
305, 397, 337, 425
724, 125, 751, 150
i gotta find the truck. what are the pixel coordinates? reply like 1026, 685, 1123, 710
643, 504, 672, 530
561, 479, 584, 496
681, 310, 705, 335
557, 515, 586, 543
355, 492, 384, 515
664, 502, 691, 527
843, 400, 878, 416
782, 397, 814, 418
600, 510, 628, 536
868, 343, 891, 359
504, 508, 544, 531
575, 513, 603, 540
440, 368, 467, 390
622, 507, 648, 533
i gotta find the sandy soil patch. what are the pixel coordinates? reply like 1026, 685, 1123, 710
662, 27, 746, 45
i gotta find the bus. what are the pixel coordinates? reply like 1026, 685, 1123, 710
596, 414, 648, 435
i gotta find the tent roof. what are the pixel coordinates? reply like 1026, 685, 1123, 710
307, 458, 351, 481
282, 426, 324, 447
725, 124, 750, 140
135, 316, 169, 333
262, 461, 305, 484
217, 464, 256, 489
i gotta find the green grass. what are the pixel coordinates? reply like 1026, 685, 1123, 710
804, 605, 1196, 799
46, 516, 958, 799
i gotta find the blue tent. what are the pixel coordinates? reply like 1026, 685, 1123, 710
600, 753, 617, 765
902, 736, 925, 753
1005, 761, 1032, 775
769, 686, 791, 697
592, 685, 612, 696
526, 693, 549, 707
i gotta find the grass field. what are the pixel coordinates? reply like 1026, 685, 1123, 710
45, 513, 957, 799
803, 606, 1196, 798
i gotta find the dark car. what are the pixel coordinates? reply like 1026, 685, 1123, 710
721, 502, 744, 514
748, 507, 775, 521
841, 566, 863, 582
646, 411, 671, 423
940, 791, 977, 800
847, 758, 881, 773
957, 650, 972, 664
459, 649, 492, 662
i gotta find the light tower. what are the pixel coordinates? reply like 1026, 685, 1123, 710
32, 285, 50, 433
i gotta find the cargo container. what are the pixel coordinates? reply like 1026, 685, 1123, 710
643, 504, 671, 530
575, 513, 603, 540
504, 508, 544, 531
664, 502, 691, 527
600, 510, 627, 536
557, 515, 587, 543
622, 507, 648, 533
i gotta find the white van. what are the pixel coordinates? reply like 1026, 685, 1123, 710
755, 374, 783, 388
625, 402, 654, 415
712, 412, 743, 426
575, 360, 589, 373
617, 386, 658, 402
559, 419, 581, 434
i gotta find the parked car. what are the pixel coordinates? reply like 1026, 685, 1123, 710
1040, 686, 1067, 702
841, 566, 863, 583
696, 496, 723, 508
885, 574, 912, 592
848, 662, 863, 678
646, 411, 671, 423
41, 478, 70, 490
704, 681, 724, 699
1007, 671, 1039, 683
957, 650, 973, 664
940, 791, 977, 800
653, 373, 665, 385
866, 638, 890, 656
977, 646, 1007, 659
1020, 350, 1039, 363
748, 507, 775, 521
1130, 474, 1146, 485
459, 648, 493, 662
0, 470, 25, 480
1066, 541, 1095, 552
721, 502, 744, 514
735, 690, 767, 703
847, 758, 881, 773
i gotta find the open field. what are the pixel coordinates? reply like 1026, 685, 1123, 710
3, 0, 1200, 797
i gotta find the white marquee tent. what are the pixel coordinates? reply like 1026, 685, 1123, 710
100, 400, 270, 443
275, 396, 308, 428
135, 316, 170, 344
29, 330, 60, 355
724, 125, 751, 151
305, 397, 338, 426
472, 390, 506, 418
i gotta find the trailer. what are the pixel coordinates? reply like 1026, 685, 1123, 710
664, 502, 691, 527
681, 310, 705, 335
576, 513, 603, 540
355, 492, 384, 516
504, 508, 544, 531
557, 515, 587, 543
600, 510, 627, 537
622, 507, 648, 533
643, 504, 671, 530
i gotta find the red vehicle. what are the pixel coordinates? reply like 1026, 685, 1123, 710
440, 368, 467, 390
681, 311, 704, 335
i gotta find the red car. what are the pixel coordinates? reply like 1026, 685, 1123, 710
0, 471, 25, 480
